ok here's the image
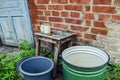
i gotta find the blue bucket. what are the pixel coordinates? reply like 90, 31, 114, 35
18, 56, 54, 80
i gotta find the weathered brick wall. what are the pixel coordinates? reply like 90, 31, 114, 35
28, 0, 120, 63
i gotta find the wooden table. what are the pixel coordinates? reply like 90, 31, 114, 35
34, 29, 75, 78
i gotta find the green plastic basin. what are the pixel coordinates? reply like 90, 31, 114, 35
62, 46, 109, 80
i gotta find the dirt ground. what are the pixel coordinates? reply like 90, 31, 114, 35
0, 46, 19, 56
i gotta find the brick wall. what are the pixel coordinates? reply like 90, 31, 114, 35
28, 0, 120, 63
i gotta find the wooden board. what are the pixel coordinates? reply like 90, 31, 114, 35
0, 0, 34, 46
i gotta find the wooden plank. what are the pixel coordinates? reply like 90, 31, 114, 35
0, 0, 34, 46
0, 18, 12, 40
13, 17, 26, 42
0, 0, 18, 8
21, 0, 34, 44
0, 17, 17, 44
0, 12, 23, 17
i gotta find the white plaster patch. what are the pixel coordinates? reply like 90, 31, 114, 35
105, 22, 120, 32
91, 22, 120, 63
108, 32, 120, 38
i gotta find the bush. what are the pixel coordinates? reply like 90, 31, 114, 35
105, 63, 120, 80
0, 40, 35, 80
18, 40, 33, 50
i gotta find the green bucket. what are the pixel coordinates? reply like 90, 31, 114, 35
62, 46, 109, 80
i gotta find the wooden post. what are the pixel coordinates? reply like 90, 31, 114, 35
35, 37, 41, 55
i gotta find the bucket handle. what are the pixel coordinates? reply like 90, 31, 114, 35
107, 63, 114, 71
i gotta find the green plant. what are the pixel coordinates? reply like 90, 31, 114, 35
0, 52, 7, 59
48, 51, 54, 60
0, 40, 35, 80
40, 47, 54, 60
18, 40, 33, 50
84, 40, 89, 46
0, 53, 21, 80
105, 63, 120, 80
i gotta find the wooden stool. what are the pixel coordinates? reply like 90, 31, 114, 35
34, 29, 75, 79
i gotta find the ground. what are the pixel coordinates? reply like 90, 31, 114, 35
0, 46, 19, 56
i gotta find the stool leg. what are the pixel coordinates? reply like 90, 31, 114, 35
35, 38, 41, 55
68, 39, 74, 47
52, 42, 61, 79
68, 36, 75, 47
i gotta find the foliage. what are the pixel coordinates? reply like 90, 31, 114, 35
40, 47, 54, 60
105, 63, 120, 80
0, 40, 35, 80
18, 40, 33, 50
0, 52, 7, 60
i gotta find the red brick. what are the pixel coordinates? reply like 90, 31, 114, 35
112, 15, 120, 22
70, 0, 90, 4
53, 23, 69, 29
31, 15, 39, 20
115, 0, 120, 4
30, 10, 38, 15
71, 31, 82, 37
93, 0, 112, 4
33, 30, 40, 33
39, 16, 47, 20
39, 22, 51, 25
44, 11, 51, 16
61, 12, 69, 17
30, 9, 39, 15
48, 5, 63, 10
83, 13, 94, 19
32, 20, 39, 24
86, 6, 90, 11
37, 11, 43, 15
93, 6, 116, 14
84, 34, 96, 40
65, 5, 83, 11
71, 25, 89, 32
65, 18, 83, 24
32, 26, 36, 29
37, 0, 50, 4
94, 21, 106, 28
99, 14, 110, 21
28, 0, 35, 4
37, 5, 46, 10
86, 20, 91, 26
49, 17, 63, 22
76, 32, 82, 37
36, 26, 40, 30
29, 3, 37, 9
91, 28, 108, 35
52, 0, 68, 4
52, 11, 59, 16
70, 12, 80, 18
29, 1, 37, 9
